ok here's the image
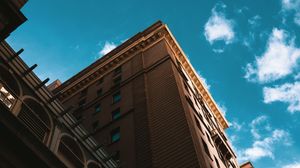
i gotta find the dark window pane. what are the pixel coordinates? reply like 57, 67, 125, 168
111, 127, 120, 143
80, 88, 87, 97
113, 76, 122, 87
95, 104, 101, 113
114, 66, 122, 75
78, 99, 86, 107
112, 108, 121, 120
113, 92, 121, 103
97, 89, 103, 97
92, 121, 99, 131
97, 77, 104, 85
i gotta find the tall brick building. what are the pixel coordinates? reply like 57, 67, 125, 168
54, 21, 244, 168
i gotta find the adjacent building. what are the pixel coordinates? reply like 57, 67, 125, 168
54, 21, 244, 168
0, 0, 118, 167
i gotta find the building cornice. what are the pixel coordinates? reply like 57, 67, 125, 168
162, 25, 229, 129
56, 21, 229, 129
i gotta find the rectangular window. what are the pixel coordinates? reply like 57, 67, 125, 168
112, 151, 120, 161
97, 77, 104, 85
112, 91, 121, 103
80, 88, 87, 97
214, 156, 220, 168
113, 76, 122, 87
94, 104, 101, 114
206, 132, 214, 147
97, 89, 103, 97
202, 138, 212, 160
78, 99, 86, 107
114, 66, 122, 75
111, 127, 120, 143
112, 108, 121, 120
194, 115, 203, 134
92, 121, 99, 131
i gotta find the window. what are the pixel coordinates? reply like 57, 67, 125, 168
112, 91, 121, 103
92, 121, 99, 131
112, 151, 120, 161
214, 156, 220, 168
78, 99, 86, 108
80, 88, 87, 97
0, 83, 16, 109
111, 127, 120, 143
202, 138, 212, 160
112, 108, 121, 120
113, 76, 122, 87
97, 89, 103, 97
114, 66, 122, 75
94, 104, 101, 114
206, 132, 214, 147
97, 77, 104, 85
194, 115, 203, 134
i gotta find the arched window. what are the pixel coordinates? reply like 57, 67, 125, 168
18, 98, 51, 143
57, 135, 85, 168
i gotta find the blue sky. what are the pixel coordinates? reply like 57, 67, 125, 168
7, 0, 300, 167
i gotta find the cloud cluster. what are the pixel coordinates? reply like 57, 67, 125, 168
283, 162, 300, 168
263, 82, 300, 113
282, 0, 300, 26
204, 3, 235, 45
245, 28, 300, 83
237, 116, 291, 162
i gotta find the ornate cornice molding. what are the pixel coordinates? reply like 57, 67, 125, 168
57, 22, 229, 129
162, 25, 229, 129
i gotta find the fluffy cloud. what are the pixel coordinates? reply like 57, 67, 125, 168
244, 28, 300, 83
236, 116, 291, 162
282, 0, 300, 26
283, 162, 300, 168
229, 121, 243, 131
250, 115, 268, 139
98, 41, 117, 57
263, 82, 300, 113
239, 129, 290, 161
204, 3, 235, 45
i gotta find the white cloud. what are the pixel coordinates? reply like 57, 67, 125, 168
229, 121, 243, 131
282, 0, 300, 26
239, 128, 290, 162
204, 3, 235, 45
98, 41, 117, 57
244, 28, 300, 83
250, 115, 268, 139
248, 15, 261, 27
212, 48, 225, 53
282, 0, 300, 10
233, 116, 292, 163
283, 162, 300, 168
263, 82, 300, 113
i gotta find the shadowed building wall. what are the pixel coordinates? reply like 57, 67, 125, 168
55, 21, 246, 168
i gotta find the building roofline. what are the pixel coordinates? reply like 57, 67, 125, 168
54, 20, 163, 93
54, 21, 229, 129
